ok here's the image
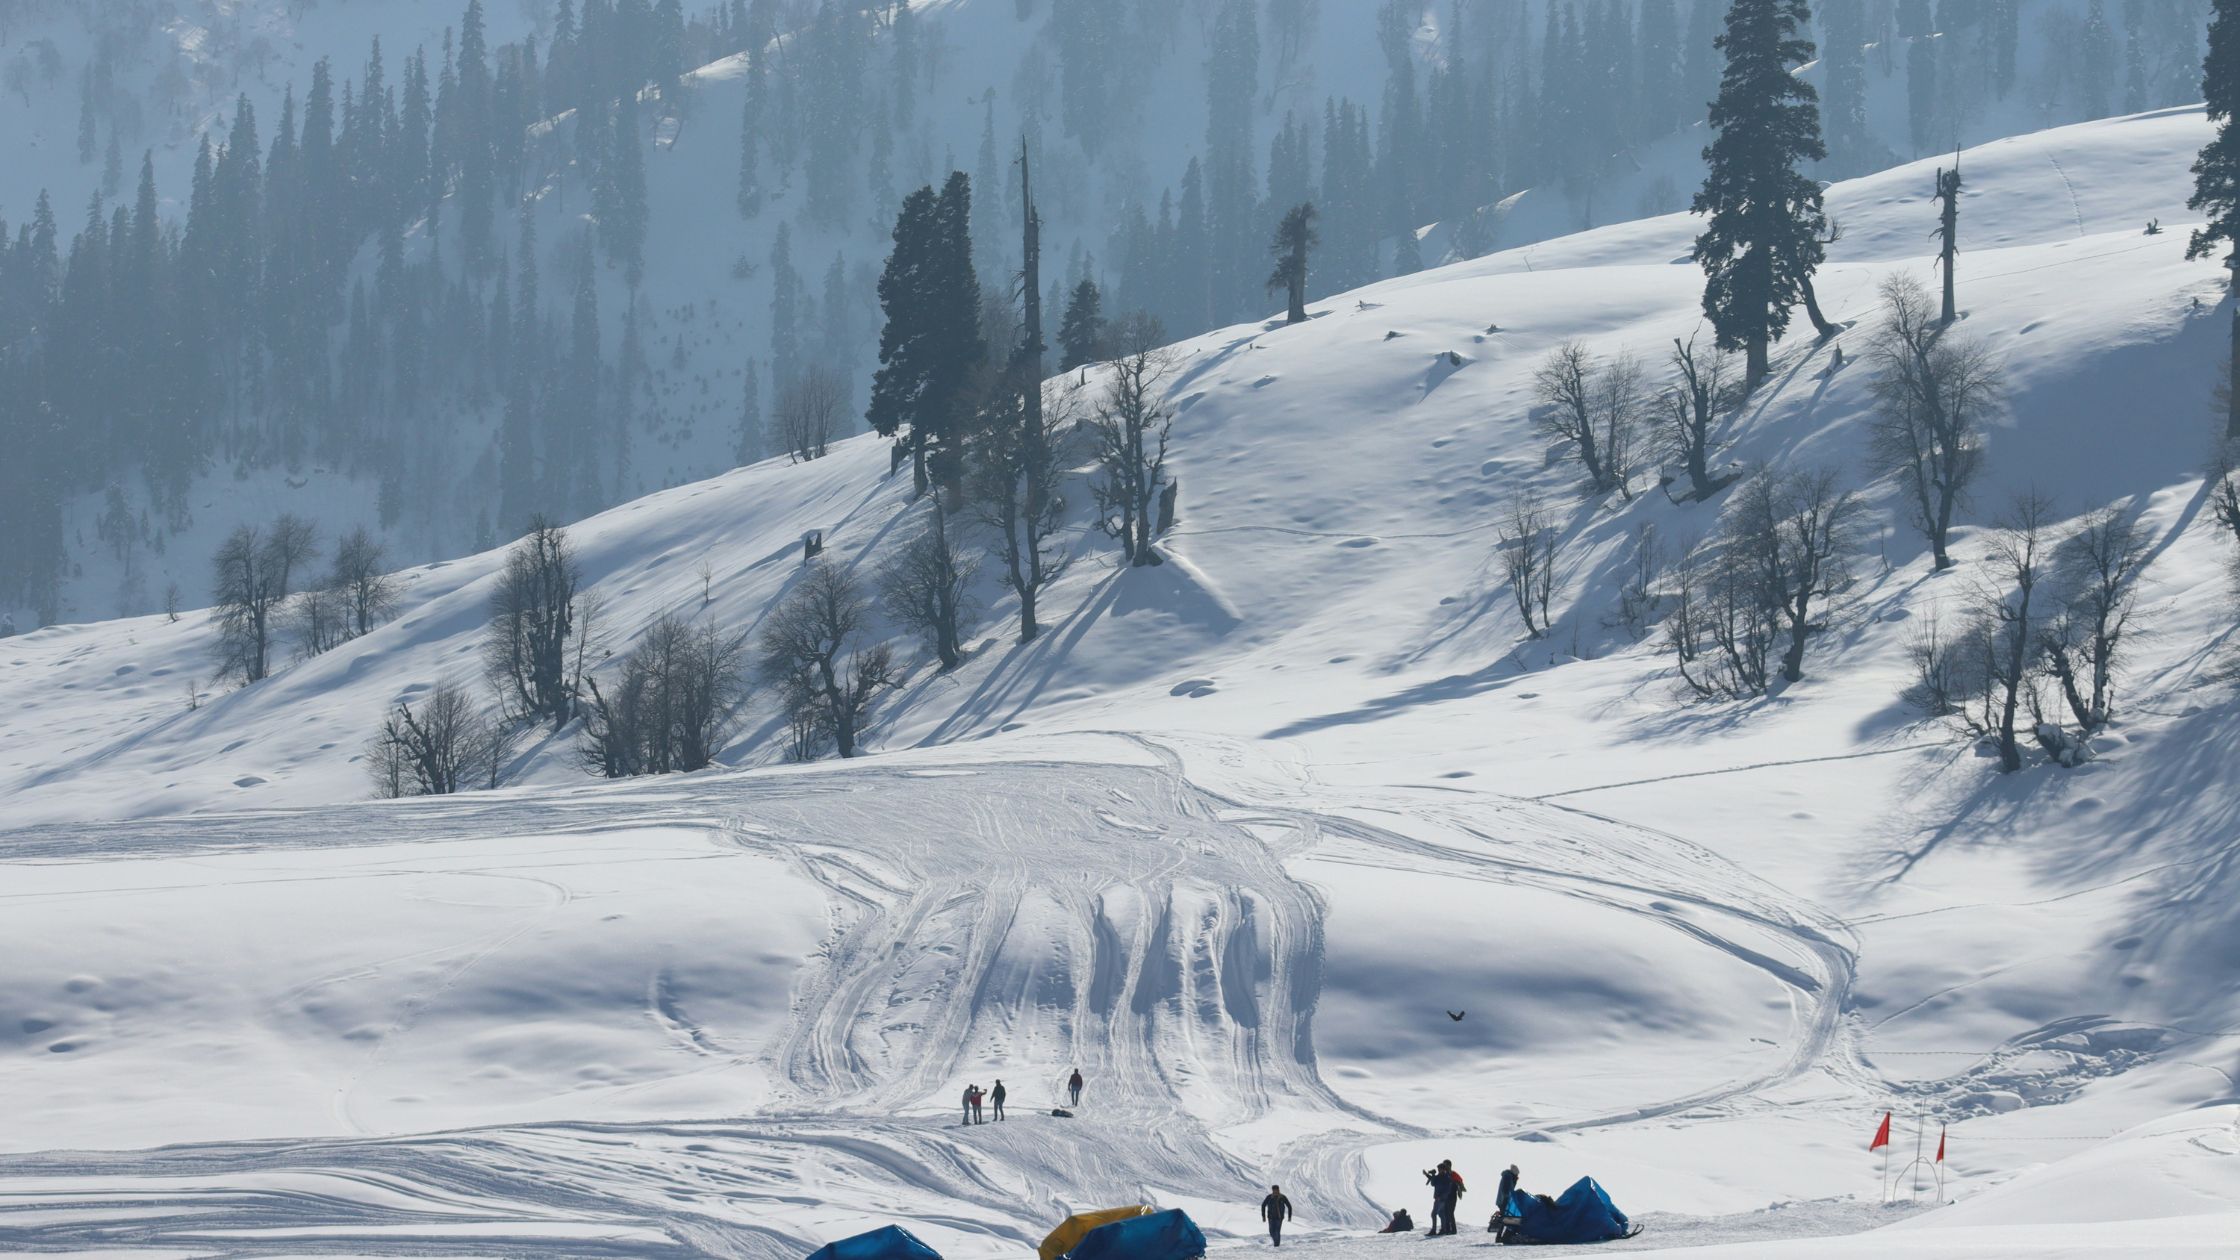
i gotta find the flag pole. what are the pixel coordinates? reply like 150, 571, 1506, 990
1912, 1116, 1925, 1200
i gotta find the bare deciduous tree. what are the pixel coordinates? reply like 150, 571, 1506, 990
1912, 494, 2055, 771
581, 615, 748, 777
366, 679, 514, 797
1532, 341, 1641, 496
758, 563, 897, 759
1608, 521, 1665, 641
330, 526, 399, 639
1091, 345, 1176, 566
483, 518, 580, 726
291, 584, 347, 658
1738, 468, 1864, 684
971, 371, 1073, 642
1668, 468, 1861, 697
881, 500, 979, 671
1497, 492, 1561, 639
211, 514, 320, 683
1867, 275, 2001, 570
772, 365, 845, 463
1668, 535, 1779, 701
2038, 507, 2145, 738
1656, 334, 1735, 502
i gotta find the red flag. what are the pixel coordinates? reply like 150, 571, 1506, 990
1936, 1126, 1946, 1163
1870, 1112, 1892, 1151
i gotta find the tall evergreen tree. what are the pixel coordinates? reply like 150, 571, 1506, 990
868, 175, 984, 497
1691, 0, 1829, 391
769, 220, 802, 390
2191, 0, 2240, 439
498, 208, 540, 535
565, 232, 602, 511
1267, 202, 1317, 325
1058, 277, 1105, 372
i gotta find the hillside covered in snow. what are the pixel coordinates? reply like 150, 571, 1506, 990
1, 0, 2215, 632
4, 82, 2239, 1258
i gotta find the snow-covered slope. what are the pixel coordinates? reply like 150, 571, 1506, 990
24, 0, 2187, 630
4, 108, 2238, 1255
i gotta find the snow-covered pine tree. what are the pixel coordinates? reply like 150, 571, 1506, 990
1691, 0, 1829, 392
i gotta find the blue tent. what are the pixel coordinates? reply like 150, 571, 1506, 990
1502, 1177, 1635, 1245
1064, 1207, 1206, 1260
803, 1224, 943, 1260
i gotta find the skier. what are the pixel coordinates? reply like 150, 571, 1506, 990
991, 1079, 1006, 1121
1259, 1184, 1293, 1247
1068, 1068, 1084, 1108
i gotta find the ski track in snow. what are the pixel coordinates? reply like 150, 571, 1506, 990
0, 742, 1876, 1256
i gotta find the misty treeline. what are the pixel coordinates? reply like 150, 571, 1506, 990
9, 0, 2208, 625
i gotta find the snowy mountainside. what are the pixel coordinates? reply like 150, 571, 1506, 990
18, 0, 2193, 630
5, 106, 2240, 1256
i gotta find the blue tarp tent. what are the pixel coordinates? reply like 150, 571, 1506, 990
1502, 1177, 1634, 1244
803, 1224, 943, 1260
1064, 1207, 1206, 1260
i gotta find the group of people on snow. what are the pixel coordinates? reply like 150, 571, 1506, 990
960, 1080, 1005, 1124
960, 1069, 1088, 1125
1364, 1161, 1523, 1240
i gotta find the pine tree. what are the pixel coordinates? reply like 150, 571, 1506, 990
1058, 277, 1105, 372
2082, 0, 2117, 119
1691, 0, 1829, 391
769, 219, 801, 390
565, 233, 602, 510
868, 175, 984, 497
498, 208, 540, 535
2191, 0, 2240, 439
1205, 0, 1261, 321
737, 357, 761, 465
1907, 28, 1941, 156
598, 93, 648, 287
1821, 0, 1870, 171
1267, 202, 1317, 325
736, 50, 764, 218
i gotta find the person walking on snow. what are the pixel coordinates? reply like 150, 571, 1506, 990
1260, 1184, 1293, 1247
962, 1084, 977, 1126
1068, 1068, 1084, 1108
991, 1080, 1006, 1121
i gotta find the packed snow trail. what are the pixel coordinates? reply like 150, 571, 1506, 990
0, 742, 1872, 1255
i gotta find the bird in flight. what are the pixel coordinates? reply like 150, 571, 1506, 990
1446, 1010, 1465, 1021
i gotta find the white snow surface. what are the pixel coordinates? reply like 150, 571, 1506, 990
5, 108, 2240, 1255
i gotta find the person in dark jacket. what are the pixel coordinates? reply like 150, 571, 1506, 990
1378, 1208, 1415, 1233
1259, 1185, 1293, 1246
990, 1079, 1006, 1120
1068, 1068, 1084, 1107
1490, 1165, 1521, 1237
1423, 1159, 1462, 1235
962, 1084, 977, 1125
